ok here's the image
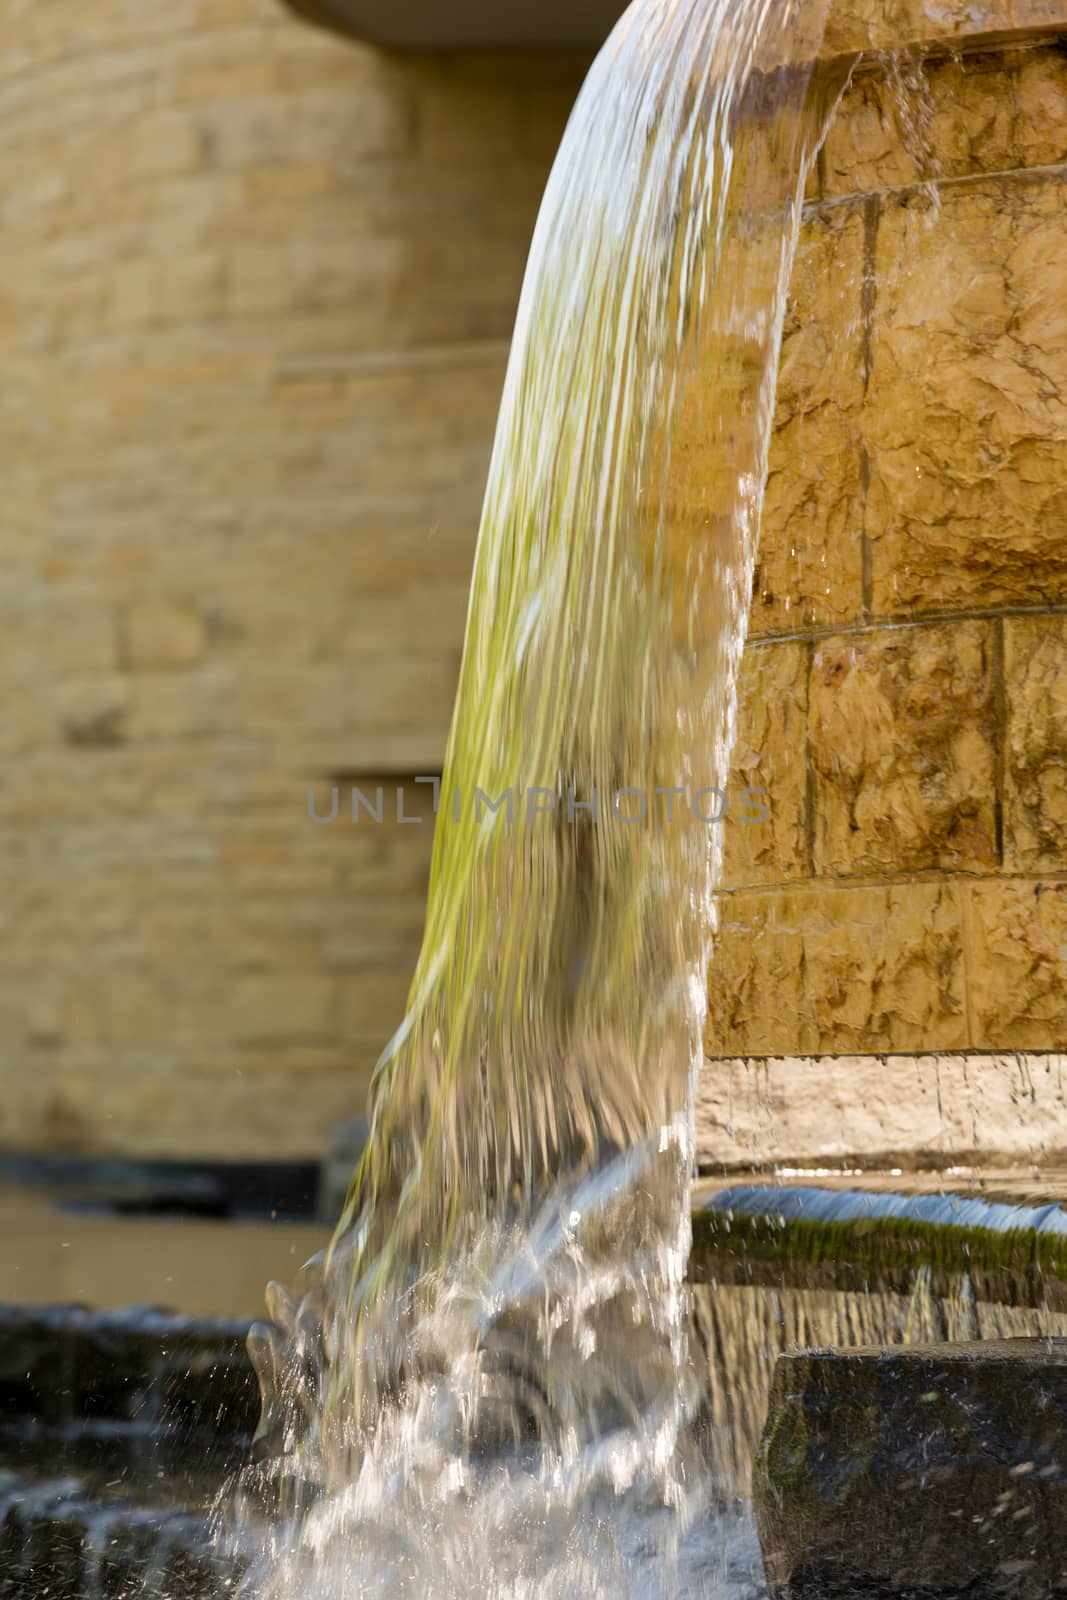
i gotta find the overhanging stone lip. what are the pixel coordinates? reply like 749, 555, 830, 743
280, 0, 622, 49
277, 0, 1067, 56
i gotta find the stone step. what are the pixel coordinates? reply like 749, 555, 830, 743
754, 1338, 1067, 1600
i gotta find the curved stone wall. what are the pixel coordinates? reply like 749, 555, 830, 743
0, 0, 584, 1155
700, 29, 1067, 1166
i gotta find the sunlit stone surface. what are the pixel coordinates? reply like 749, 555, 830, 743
706, 30, 1067, 1100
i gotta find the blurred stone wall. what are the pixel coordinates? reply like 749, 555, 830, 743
701, 33, 1067, 1162
0, 0, 585, 1156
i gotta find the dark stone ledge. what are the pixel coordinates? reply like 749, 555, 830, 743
754, 1338, 1067, 1600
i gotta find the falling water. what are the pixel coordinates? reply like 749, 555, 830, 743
239, 1, 844, 1594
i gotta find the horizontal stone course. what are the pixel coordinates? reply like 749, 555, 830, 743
708, 880, 968, 1057
817, 40, 1067, 203
695, 1051, 1067, 1167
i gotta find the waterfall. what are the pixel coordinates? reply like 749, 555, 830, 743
238, 2, 842, 1593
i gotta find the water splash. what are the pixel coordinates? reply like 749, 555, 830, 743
694, 1271, 1067, 1497
238, 1, 842, 1593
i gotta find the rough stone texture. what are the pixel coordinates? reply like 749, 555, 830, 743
753, 204, 866, 639
755, 1339, 1067, 1600
809, 620, 998, 876
722, 642, 810, 888
968, 880, 1067, 1049
823, 0, 1067, 56
1004, 615, 1067, 872
818, 43, 1067, 204
711, 33, 1067, 1079
864, 173, 1067, 617
0, 0, 584, 1156
695, 1051, 1067, 1168
706, 882, 966, 1057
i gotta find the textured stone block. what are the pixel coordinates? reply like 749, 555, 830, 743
754, 204, 866, 636
819, 71, 920, 200
820, 43, 1067, 203
53, 677, 130, 749
968, 880, 1067, 1050
230, 974, 337, 1045
1004, 615, 1067, 873
1015, 45, 1067, 168
809, 620, 997, 875
123, 599, 206, 669
707, 881, 966, 1057
695, 1051, 1067, 1168
723, 640, 809, 888
864, 175, 1067, 616
822, 0, 1067, 56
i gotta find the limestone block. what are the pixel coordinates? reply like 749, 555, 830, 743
820, 43, 1067, 203
822, 0, 1067, 57
819, 72, 919, 199
337, 969, 417, 1050
14, 1055, 373, 1161
108, 261, 158, 329
231, 974, 337, 1044
226, 245, 291, 315
1014, 44, 1067, 168
695, 1051, 1067, 1168
159, 252, 228, 321
124, 669, 234, 741
754, 204, 866, 636
1004, 615, 1067, 872
706, 881, 966, 1057
53, 676, 130, 748
810, 620, 997, 875
0, 597, 117, 683
123, 599, 207, 669
130, 111, 204, 179
968, 879, 1067, 1049
723, 640, 810, 889
864, 175, 1067, 616
235, 657, 459, 746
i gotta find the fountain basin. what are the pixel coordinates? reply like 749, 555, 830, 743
4, 1172, 1067, 1594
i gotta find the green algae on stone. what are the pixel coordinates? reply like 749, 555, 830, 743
688, 1208, 1067, 1309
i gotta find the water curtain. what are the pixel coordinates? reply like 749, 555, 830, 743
245, 1, 839, 1592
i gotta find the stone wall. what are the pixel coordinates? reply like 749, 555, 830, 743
0, 0, 585, 1156
5, 1, 1067, 1164
707, 34, 1067, 1063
